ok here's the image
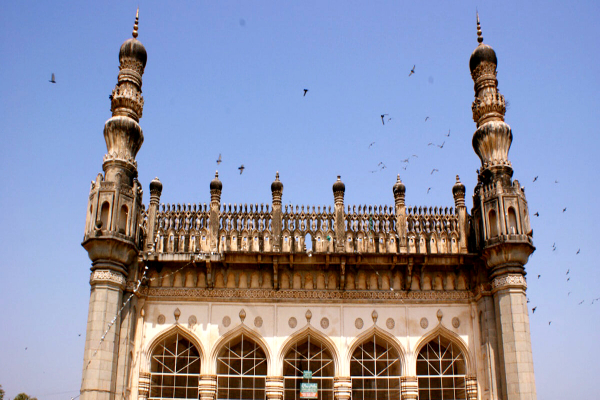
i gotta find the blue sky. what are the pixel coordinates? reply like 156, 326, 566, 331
1, 1, 599, 399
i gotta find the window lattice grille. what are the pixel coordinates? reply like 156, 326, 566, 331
417, 335, 466, 400
283, 335, 334, 400
350, 335, 401, 400
150, 333, 201, 400
217, 333, 267, 400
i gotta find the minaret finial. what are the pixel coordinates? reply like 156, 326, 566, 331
132, 8, 139, 39
476, 10, 483, 44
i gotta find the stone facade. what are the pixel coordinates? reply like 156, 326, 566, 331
80, 12, 536, 400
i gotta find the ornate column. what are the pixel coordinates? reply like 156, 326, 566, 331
266, 376, 284, 400
333, 377, 351, 400
400, 376, 419, 400
199, 375, 217, 400
452, 175, 468, 253
392, 175, 407, 253
332, 176, 346, 253
138, 371, 150, 400
145, 178, 162, 250
466, 375, 479, 400
209, 172, 222, 252
271, 173, 283, 252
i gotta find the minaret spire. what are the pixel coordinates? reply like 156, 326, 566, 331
132, 8, 139, 38
476, 11, 483, 43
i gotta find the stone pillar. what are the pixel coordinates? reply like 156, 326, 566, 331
266, 376, 284, 400
209, 172, 222, 252
332, 176, 346, 253
80, 270, 127, 400
452, 175, 468, 253
138, 371, 150, 400
491, 274, 537, 400
392, 175, 407, 253
199, 375, 217, 400
333, 377, 351, 400
400, 376, 419, 400
271, 173, 283, 252
145, 178, 162, 250
466, 375, 478, 400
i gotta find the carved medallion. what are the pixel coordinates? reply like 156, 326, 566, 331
289, 317, 297, 329
386, 318, 395, 329
452, 317, 460, 328
174, 308, 181, 322
157, 314, 166, 325
188, 315, 197, 327
222, 316, 231, 327
305, 310, 312, 324
239, 309, 246, 323
355, 318, 364, 329
254, 316, 263, 328
371, 310, 378, 323
320, 318, 329, 329
420, 318, 428, 329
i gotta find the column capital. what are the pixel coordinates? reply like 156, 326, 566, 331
491, 273, 527, 293
333, 376, 351, 400
90, 269, 127, 289
400, 376, 419, 400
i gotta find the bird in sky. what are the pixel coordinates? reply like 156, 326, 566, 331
555, 180, 559, 183
427, 187, 431, 194
216, 154, 222, 165
368, 142, 376, 149
381, 114, 389, 125
534, 212, 539, 217
425, 116, 430, 122
402, 165, 408, 170
428, 142, 435, 146
533, 176, 538, 182
576, 248, 580, 254
563, 207, 567, 212
445, 129, 451, 137
566, 269, 570, 275
409, 65, 416, 76
579, 300, 585, 305
568, 292, 571, 296
412, 154, 418, 158
401, 158, 409, 163
567, 277, 570, 282
431, 168, 439, 175
238, 164, 245, 175
537, 274, 541, 279
303, 89, 308, 96
532, 307, 537, 314
49, 73, 56, 83
548, 321, 552, 326
437, 141, 445, 149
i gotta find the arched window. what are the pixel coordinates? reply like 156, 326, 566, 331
150, 333, 201, 399
100, 201, 110, 230
488, 209, 498, 238
283, 335, 334, 400
507, 207, 518, 234
217, 333, 267, 400
417, 335, 467, 400
119, 205, 129, 234
350, 334, 401, 400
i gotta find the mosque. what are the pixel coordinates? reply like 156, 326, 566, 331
79, 10, 537, 400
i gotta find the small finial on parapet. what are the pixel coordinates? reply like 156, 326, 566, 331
133, 8, 139, 38
476, 11, 483, 44
453, 175, 466, 208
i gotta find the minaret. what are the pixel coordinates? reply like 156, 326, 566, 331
80, 10, 147, 400
470, 15, 537, 400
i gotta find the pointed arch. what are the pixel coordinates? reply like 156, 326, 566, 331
348, 327, 405, 400
143, 324, 205, 371
413, 323, 472, 373
144, 325, 204, 400
210, 324, 272, 370
346, 326, 406, 373
279, 325, 338, 400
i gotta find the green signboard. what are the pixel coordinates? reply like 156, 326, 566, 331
303, 370, 312, 379
300, 382, 318, 399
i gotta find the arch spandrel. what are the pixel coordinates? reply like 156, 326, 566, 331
345, 326, 407, 376
142, 324, 205, 374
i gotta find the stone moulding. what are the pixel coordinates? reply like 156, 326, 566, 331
491, 274, 527, 291
126, 285, 472, 302
91, 269, 126, 287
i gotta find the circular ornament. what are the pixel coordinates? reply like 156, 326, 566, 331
386, 318, 395, 329
289, 317, 298, 329
355, 318, 364, 329
420, 317, 429, 329
320, 318, 329, 329
157, 314, 166, 325
452, 317, 460, 328
254, 316, 263, 328
223, 316, 231, 327
188, 315, 197, 327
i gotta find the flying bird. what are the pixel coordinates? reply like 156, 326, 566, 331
555, 180, 559, 183
425, 116, 430, 122
238, 164, 245, 175
303, 89, 308, 96
412, 154, 418, 158
401, 158, 410, 163
533, 176, 538, 182
548, 321, 552, 326
409, 65, 416, 76
427, 187, 431, 194
563, 207, 567, 212
532, 307, 537, 314
216, 154, 222, 165
431, 168, 439, 175
533, 212, 539, 217
445, 129, 451, 137
428, 142, 435, 146
49, 73, 56, 83
578, 300, 585, 305
576, 248, 580, 254
537, 274, 541, 279
381, 114, 389, 125
437, 141, 445, 149
368, 142, 376, 149
566, 269, 570, 275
